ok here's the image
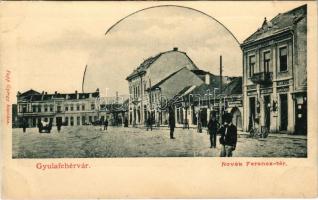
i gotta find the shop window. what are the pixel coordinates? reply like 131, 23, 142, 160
82, 116, 86, 125
77, 117, 80, 125
70, 116, 74, 126
65, 117, 69, 126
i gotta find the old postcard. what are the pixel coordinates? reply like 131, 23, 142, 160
1, 1, 317, 198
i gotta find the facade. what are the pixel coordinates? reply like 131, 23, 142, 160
16, 89, 101, 127
241, 5, 307, 134
174, 77, 243, 130
126, 47, 201, 126
99, 96, 129, 126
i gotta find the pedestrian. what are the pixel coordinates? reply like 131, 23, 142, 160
124, 118, 129, 127
207, 112, 219, 148
183, 118, 189, 129
100, 118, 104, 131
197, 112, 202, 133
104, 118, 108, 131
169, 107, 175, 139
146, 114, 153, 131
219, 113, 237, 157
56, 119, 62, 133
22, 118, 28, 133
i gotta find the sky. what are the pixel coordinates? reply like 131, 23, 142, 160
0, 1, 309, 99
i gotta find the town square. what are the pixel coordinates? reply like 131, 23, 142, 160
11, 4, 308, 158
12, 125, 306, 158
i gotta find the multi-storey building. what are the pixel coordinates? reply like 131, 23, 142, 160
241, 5, 307, 134
126, 47, 201, 126
16, 89, 100, 127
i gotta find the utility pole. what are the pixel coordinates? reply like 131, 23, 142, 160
219, 55, 223, 125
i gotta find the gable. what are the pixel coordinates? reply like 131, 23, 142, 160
19, 89, 41, 97
159, 68, 203, 99
146, 51, 198, 87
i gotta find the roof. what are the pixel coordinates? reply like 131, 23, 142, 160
17, 89, 99, 102
242, 4, 307, 45
176, 83, 219, 100
18, 89, 41, 97
175, 77, 242, 101
222, 77, 242, 95
147, 67, 187, 91
126, 48, 198, 80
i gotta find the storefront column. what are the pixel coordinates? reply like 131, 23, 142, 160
271, 87, 279, 132
189, 107, 193, 125
288, 82, 295, 133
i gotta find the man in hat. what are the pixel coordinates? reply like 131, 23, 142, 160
219, 113, 237, 157
207, 111, 219, 148
168, 106, 175, 139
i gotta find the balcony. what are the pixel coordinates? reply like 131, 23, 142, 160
251, 72, 273, 84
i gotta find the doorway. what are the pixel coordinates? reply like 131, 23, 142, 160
263, 95, 271, 130
280, 94, 288, 131
249, 97, 256, 130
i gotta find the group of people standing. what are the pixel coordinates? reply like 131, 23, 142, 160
168, 108, 237, 157
207, 112, 237, 157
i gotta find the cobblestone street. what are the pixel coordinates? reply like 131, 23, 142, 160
12, 126, 307, 158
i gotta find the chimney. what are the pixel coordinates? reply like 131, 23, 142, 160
75, 90, 79, 99
205, 73, 210, 85
54, 91, 57, 95
173, 47, 178, 51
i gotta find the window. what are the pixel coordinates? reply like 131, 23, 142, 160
32, 105, 37, 112
70, 105, 74, 111
279, 47, 288, 72
38, 105, 42, 112
50, 105, 54, 112
44, 105, 48, 112
82, 116, 86, 125
77, 117, 80, 125
263, 51, 270, 73
82, 104, 85, 110
70, 116, 74, 126
248, 55, 255, 78
89, 116, 92, 123
91, 103, 95, 110
65, 106, 68, 111
65, 117, 69, 126
77, 104, 80, 111
57, 105, 61, 112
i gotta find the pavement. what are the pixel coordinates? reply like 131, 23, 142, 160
12, 126, 307, 158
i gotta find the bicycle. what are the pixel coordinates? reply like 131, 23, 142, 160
249, 125, 269, 138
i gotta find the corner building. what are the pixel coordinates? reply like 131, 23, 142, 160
241, 5, 307, 134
